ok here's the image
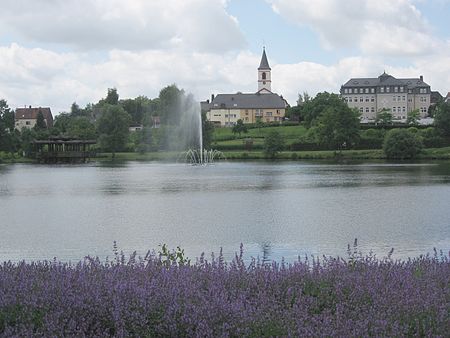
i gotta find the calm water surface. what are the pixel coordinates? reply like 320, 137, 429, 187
0, 161, 449, 262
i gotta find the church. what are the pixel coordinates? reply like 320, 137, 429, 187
202, 49, 288, 127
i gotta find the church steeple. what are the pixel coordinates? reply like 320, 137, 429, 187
258, 47, 272, 93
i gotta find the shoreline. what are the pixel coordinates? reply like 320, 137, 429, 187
1, 146, 450, 164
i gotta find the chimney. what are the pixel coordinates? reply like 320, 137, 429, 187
211, 94, 215, 102
420, 75, 423, 82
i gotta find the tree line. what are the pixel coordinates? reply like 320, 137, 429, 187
0, 85, 214, 158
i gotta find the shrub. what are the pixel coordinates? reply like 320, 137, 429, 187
383, 129, 423, 159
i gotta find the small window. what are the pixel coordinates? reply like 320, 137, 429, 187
386, 87, 390, 93
371, 88, 375, 93
365, 88, 369, 94
371, 97, 375, 102
380, 87, 385, 93
262, 72, 266, 80
360, 97, 363, 102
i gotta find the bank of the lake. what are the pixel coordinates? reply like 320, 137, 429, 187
92, 146, 450, 162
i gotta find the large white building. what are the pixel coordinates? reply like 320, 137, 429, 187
340, 72, 431, 122
202, 49, 288, 127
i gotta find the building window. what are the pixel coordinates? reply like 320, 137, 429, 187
365, 107, 369, 113
386, 87, 390, 93
393, 107, 396, 113
365, 88, 369, 93
371, 88, 375, 93
266, 112, 272, 117
349, 98, 352, 102
365, 97, 369, 102
393, 96, 396, 102
349, 88, 353, 94
371, 107, 375, 113
394, 87, 398, 92
344, 88, 348, 94
400, 87, 404, 92
402, 107, 406, 113
402, 96, 406, 101
380, 87, 385, 93
262, 72, 266, 80
359, 88, 363, 93
360, 107, 363, 112
26, 121, 31, 125
360, 97, 363, 102
371, 97, 375, 102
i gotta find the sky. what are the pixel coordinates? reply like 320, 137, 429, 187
0, 0, 449, 113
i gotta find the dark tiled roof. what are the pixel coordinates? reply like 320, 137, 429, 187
15, 107, 53, 127
258, 49, 271, 70
342, 73, 430, 89
210, 93, 286, 109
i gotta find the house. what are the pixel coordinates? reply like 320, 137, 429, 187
203, 48, 288, 126
15, 106, 53, 130
340, 72, 432, 122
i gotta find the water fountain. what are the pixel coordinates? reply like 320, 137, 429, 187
177, 93, 223, 165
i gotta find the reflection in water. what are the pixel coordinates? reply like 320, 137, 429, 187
0, 161, 449, 263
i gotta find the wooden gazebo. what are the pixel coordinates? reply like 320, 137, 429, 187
32, 136, 96, 163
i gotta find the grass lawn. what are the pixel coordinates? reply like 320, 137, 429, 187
213, 125, 308, 144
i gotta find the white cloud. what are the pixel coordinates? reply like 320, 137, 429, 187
0, 43, 260, 113
0, 0, 245, 53
267, 0, 439, 56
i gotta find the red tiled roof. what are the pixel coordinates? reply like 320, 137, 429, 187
15, 107, 53, 128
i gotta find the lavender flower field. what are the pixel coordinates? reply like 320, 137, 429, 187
0, 245, 449, 337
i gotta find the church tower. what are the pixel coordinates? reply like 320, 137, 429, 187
258, 48, 272, 93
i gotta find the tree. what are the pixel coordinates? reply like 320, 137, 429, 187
157, 84, 184, 125
255, 117, 264, 134
434, 102, 450, 137
406, 109, 420, 126
263, 130, 285, 158
71, 102, 83, 117
301, 92, 346, 128
376, 109, 393, 126
314, 105, 360, 150
34, 111, 47, 131
201, 111, 214, 149
68, 117, 96, 140
0, 99, 16, 153
105, 88, 119, 105
53, 113, 73, 134
383, 129, 423, 159
232, 119, 248, 137
97, 105, 131, 158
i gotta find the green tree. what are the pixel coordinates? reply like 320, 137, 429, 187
263, 130, 285, 158
53, 113, 73, 134
434, 102, 450, 137
301, 92, 346, 128
202, 111, 214, 149
232, 119, 248, 137
34, 111, 47, 131
0, 99, 16, 153
383, 129, 423, 159
97, 105, 131, 158
71, 102, 83, 117
407, 109, 420, 126
157, 84, 184, 125
376, 109, 393, 126
105, 88, 119, 105
68, 117, 96, 140
314, 105, 360, 151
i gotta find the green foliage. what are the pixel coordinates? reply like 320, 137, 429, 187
34, 111, 47, 131
232, 119, 248, 137
407, 109, 420, 126
358, 128, 385, 149
157, 84, 184, 125
301, 92, 347, 128
68, 117, 96, 140
53, 113, 73, 134
97, 105, 131, 157
383, 129, 423, 159
434, 102, 450, 137
105, 88, 119, 105
264, 130, 285, 158
0, 99, 17, 153
202, 111, 214, 149
314, 106, 360, 150
419, 127, 445, 148
376, 109, 393, 126
158, 244, 190, 267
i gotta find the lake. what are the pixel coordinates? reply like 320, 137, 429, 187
0, 161, 449, 263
